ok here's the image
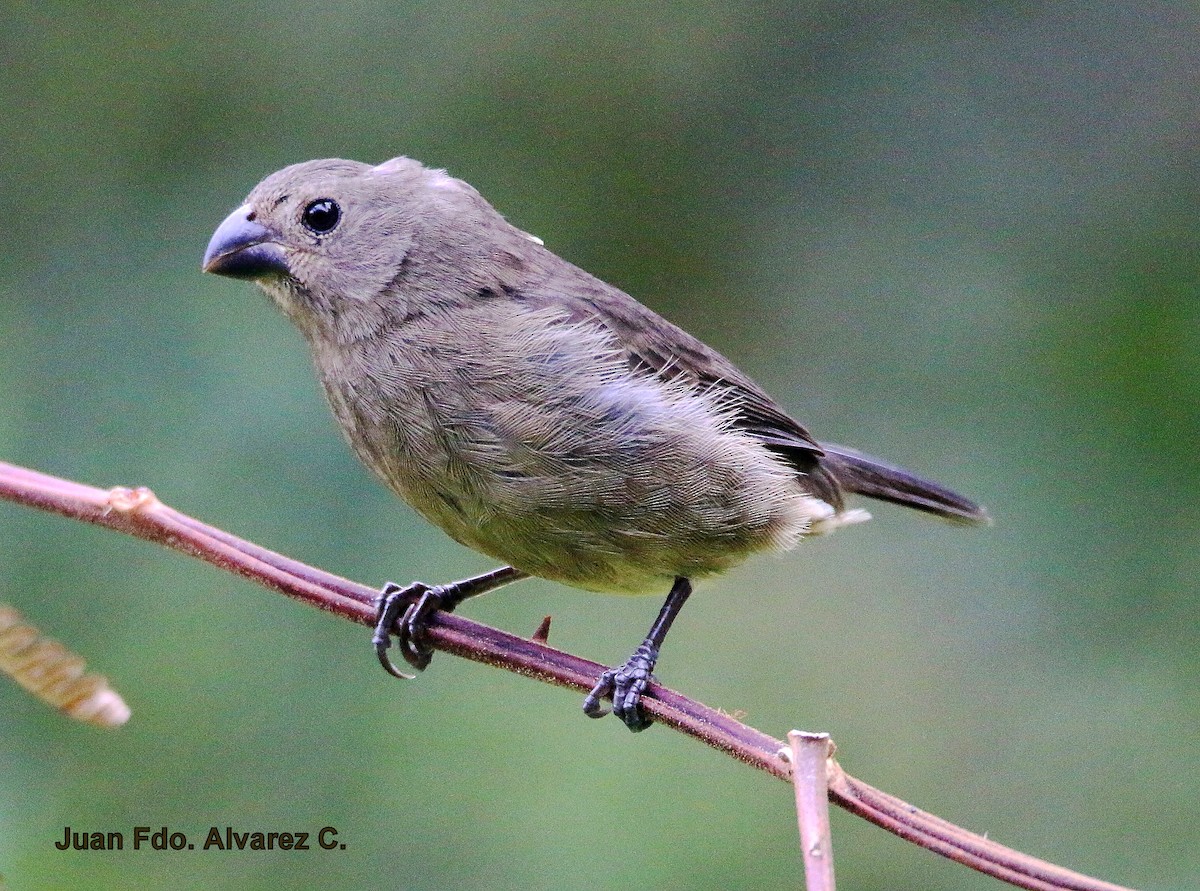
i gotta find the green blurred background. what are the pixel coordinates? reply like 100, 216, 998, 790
2, 2, 1197, 889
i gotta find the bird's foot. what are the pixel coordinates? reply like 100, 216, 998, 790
372, 581, 450, 678
582, 641, 659, 732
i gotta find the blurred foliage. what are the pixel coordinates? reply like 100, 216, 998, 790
2, 2, 1198, 889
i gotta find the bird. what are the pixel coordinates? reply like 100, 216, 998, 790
202, 156, 987, 732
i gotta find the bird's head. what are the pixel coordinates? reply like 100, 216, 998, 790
203, 156, 516, 342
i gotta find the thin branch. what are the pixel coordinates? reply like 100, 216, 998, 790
0, 460, 1135, 891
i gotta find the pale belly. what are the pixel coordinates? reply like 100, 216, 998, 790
314, 309, 826, 594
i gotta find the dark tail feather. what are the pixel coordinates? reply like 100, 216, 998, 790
820, 444, 990, 526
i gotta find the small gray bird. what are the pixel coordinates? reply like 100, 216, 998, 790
203, 157, 987, 732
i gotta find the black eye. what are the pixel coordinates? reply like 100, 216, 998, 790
301, 198, 341, 234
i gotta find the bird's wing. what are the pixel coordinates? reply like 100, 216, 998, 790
534, 272, 845, 504
503, 258, 984, 523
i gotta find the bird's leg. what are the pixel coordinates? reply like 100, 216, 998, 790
582, 576, 693, 732
373, 566, 527, 678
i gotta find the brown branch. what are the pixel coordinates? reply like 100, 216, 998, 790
0, 460, 1134, 891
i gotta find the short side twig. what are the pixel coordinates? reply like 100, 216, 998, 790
787, 730, 836, 891
0, 460, 1136, 891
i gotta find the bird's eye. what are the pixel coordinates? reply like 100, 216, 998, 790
301, 198, 341, 234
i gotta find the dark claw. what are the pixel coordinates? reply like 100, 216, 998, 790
581, 671, 614, 719
373, 582, 417, 679
582, 642, 658, 732
373, 581, 449, 678
397, 586, 448, 671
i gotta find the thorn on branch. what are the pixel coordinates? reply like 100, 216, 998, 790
106, 485, 159, 515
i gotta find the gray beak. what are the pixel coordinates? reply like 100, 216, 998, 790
202, 205, 289, 279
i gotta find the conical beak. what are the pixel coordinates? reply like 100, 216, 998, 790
202, 205, 289, 280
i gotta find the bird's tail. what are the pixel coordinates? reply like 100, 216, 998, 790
820, 443, 990, 526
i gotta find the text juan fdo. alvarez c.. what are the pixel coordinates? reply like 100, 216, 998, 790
56, 825, 345, 851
